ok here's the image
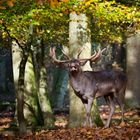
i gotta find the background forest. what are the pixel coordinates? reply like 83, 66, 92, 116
0, 0, 140, 139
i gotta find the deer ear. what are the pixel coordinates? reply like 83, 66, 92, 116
80, 60, 88, 66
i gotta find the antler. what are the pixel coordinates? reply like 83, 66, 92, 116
49, 47, 70, 64
50, 47, 106, 65
78, 48, 106, 62
90, 48, 106, 62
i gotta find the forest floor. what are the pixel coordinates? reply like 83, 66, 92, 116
0, 106, 140, 140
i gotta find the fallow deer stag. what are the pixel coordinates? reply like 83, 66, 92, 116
49, 47, 127, 128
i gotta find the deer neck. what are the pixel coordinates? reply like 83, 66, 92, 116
69, 70, 83, 85
69, 70, 83, 93
69, 69, 82, 78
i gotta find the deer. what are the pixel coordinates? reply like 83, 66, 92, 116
49, 47, 127, 128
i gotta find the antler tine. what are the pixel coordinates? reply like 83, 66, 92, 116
76, 49, 97, 62
77, 47, 85, 59
49, 47, 56, 58
79, 48, 106, 62
90, 48, 101, 61
49, 47, 60, 64
61, 47, 70, 60
89, 50, 97, 60
76, 47, 106, 63
101, 48, 106, 53
90, 48, 106, 62
49, 47, 54, 57
49, 47, 70, 64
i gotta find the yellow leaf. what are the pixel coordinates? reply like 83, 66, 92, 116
60, 0, 69, 2
85, 1, 90, 6
59, 13, 63, 16
0, 20, 3, 24
50, 0, 58, 8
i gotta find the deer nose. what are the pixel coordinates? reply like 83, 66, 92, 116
71, 66, 77, 71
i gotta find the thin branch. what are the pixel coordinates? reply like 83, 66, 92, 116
2, 23, 24, 50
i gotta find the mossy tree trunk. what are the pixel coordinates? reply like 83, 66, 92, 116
24, 55, 44, 126
37, 67, 54, 128
31, 26, 54, 128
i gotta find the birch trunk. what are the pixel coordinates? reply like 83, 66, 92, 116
69, 13, 103, 127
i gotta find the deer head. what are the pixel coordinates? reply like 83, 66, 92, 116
49, 47, 106, 73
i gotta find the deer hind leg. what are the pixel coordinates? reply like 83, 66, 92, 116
115, 91, 125, 123
82, 98, 93, 127
104, 95, 115, 128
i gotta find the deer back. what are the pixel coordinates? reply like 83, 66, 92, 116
94, 70, 127, 98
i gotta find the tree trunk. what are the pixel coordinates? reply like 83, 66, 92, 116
17, 53, 28, 135
24, 55, 44, 126
37, 66, 54, 128
68, 13, 103, 127
126, 31, 140, 107
29, 25, 55, 128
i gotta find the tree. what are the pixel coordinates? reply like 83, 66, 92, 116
31, 26, 54, 128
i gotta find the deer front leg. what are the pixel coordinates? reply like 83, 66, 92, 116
82, 98, 93, 127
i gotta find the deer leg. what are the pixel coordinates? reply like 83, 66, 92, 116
105, 95, 115, 128
120, 103, 125, 123
83, 103, 88, 126
115, 93, 125, 123
82, 98, 93, 127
